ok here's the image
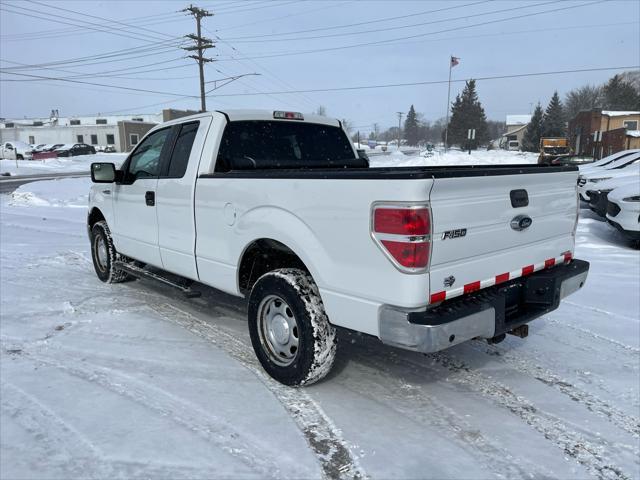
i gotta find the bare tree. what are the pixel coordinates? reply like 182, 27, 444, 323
564, 85, 603, 119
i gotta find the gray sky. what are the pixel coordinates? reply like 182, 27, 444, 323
1, 0, 639, 131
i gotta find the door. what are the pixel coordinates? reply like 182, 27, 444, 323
111, 127, 173, 267
156, 120, 206, 279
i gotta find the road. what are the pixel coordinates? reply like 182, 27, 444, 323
0, 171, 88, 194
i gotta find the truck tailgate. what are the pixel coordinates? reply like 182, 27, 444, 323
428, 169, 578, 303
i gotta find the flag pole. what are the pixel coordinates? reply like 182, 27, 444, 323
444, 55, 453, 153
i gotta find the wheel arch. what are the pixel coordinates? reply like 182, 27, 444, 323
87, 207, 106, 229
237, 238, 315, 294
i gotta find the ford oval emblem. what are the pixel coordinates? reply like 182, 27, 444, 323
511, 214, 533, 231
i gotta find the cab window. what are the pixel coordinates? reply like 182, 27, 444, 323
128, 128, 171, 179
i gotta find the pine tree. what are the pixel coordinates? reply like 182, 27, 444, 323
602, 74, 640, 110
404, 105, 420, 146
446, 79, 489, 148
542, 91, 566, 137
521, 103, 544, 152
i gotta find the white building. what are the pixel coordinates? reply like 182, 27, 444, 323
500, 114, 532, 150
0, 109, 195, 152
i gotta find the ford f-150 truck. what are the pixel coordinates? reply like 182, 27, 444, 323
88, 110, 589, 386
1, 141, 33, 160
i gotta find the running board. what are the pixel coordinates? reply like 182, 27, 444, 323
115, 262, 202, 298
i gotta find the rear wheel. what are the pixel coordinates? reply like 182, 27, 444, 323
16, 154, 23, 160
248, 268, 337, 386
90, 221, 131, 283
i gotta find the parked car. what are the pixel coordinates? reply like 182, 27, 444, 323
40, 143, 64, 152
54, 143, 96, 157
586, 174, 640, 217
606, 183, 640, 246
31, 143, 48, 152
578, 149, 640, 174
87, 110, 589, 386
0, 141, 34, 160
577, 152, 640, 201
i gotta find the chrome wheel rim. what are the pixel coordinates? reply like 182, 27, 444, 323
94, 235, 108, 272
257, 295, 300, 366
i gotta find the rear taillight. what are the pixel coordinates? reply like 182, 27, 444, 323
372, 205, 431, 271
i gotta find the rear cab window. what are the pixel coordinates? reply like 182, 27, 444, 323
215, 120, 363, 172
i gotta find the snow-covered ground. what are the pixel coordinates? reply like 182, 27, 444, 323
370, 148, 538, 167
1, 161, 639, 479
0, 153, 126, 176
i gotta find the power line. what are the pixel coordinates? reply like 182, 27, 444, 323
204, 66, 639, 98
0, 10, 179, 40
0, 58, 193, 82
229, 0, 557, 43
27, 0, 175, 42
0, 41, 182, 71
0, 71, 198, 98
214, 1, 350, 33
223, 0, 492, 40
214, 0, 299, 16
209, 30, 318, 109
213, 1, 605, 61
0, 4, 170, 44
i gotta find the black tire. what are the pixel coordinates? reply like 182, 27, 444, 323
16, 154, 23, 160
90, 221, 131, 283
248, 268, 337, 386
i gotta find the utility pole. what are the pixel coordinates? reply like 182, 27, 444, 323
182, 5, 214, 112
396, 112, 404, 151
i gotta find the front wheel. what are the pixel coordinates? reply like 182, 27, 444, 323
90, 221, 131, 283
16, 154, 23, 160
248, 268, 337, 386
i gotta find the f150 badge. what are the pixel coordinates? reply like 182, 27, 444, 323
442, 228, 467, 240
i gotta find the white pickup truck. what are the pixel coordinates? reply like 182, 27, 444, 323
1, 141, 33, 160
88, 110, 589, 386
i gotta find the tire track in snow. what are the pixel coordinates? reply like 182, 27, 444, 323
1, 381, 101, 463
2, 376, 254, 479
425, 352, 634, 480
342, 337, 633, 480
16, 349, 286, 479
336, 356, 557, 480
149, 303, 367, 480
474, 343, 640, 438
541, 318, 640, 356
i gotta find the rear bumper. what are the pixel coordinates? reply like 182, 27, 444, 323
379, 259, 589, 353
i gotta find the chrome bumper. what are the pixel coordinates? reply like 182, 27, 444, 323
379, 305, 495, 352
379, 259, 589, 354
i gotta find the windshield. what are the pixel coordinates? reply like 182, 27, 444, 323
610, 156, 640, 169
216, 121, 361, 171
543, 147, 570, 154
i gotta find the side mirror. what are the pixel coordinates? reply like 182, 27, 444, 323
91, 162, 117, 183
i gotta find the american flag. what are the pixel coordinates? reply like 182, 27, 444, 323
451, 56, 460, 68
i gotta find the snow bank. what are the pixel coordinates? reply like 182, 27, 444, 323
9, 177, 91, 208
0, 153, 126, 176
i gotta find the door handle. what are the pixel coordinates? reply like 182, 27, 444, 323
102, 189, 111, 195
145, 191, 155, 206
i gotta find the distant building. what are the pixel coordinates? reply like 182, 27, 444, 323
500, 114, 531, 150
0, 109, 197, 152
567, 109, 640, 158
